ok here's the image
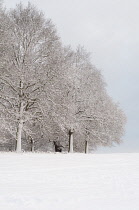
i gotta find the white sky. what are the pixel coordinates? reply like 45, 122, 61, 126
3, 0, 139, 152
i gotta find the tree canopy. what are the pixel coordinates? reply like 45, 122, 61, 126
0, 2, 126, 152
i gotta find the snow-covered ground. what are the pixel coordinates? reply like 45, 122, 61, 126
0, 153, 139, 210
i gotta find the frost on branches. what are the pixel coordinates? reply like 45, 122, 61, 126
0, 3, 126, 152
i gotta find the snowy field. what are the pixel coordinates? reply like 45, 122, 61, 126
0, 153, 139, 210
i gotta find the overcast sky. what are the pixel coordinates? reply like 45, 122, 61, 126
3, 0, 139, 153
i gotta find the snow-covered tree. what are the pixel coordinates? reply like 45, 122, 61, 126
0, 2, 126, 153
70, 47, 126, 152
0, 3, 64, 152
56, 46, 126, 152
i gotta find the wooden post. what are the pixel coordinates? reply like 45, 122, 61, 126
69, 128, 74, 153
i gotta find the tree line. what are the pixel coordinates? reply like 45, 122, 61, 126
0, 2, 126, 153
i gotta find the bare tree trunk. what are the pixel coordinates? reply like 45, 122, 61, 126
31, 139, 34, 152
16, 81, 24, 153
16, 114, 23, 152
85, 140, 89, 154
69, 128, 74, 153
